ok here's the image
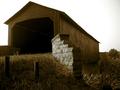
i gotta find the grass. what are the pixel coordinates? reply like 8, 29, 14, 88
1, 52, 120, 89
0, 53, 95, 90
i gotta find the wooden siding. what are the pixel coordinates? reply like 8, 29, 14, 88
0, 46, 20, 56
59, 15, 99, 63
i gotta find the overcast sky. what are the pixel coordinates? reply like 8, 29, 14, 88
0, 0, 120, 52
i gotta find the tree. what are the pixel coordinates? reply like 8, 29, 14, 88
108, 48, 119, 59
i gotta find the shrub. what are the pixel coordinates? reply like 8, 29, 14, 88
108, 49, 119, 59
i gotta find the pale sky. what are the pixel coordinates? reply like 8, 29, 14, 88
0, 0, 120, 52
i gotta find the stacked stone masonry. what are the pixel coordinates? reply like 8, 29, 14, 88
51, 34, 73, 72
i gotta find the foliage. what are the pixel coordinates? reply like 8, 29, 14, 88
108, 49, 119, 59
100, 53, 120, 89
84, 52, 120, 89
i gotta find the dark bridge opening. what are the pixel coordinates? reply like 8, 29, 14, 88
11, 17, 54, 54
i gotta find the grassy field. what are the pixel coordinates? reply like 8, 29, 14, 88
1, 53, 120, 90
0, 53, 95, 90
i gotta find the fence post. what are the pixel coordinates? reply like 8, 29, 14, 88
5, 56, 10, 78
34, 61, 39, 80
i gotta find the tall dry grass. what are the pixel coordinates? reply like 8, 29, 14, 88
0, 53, 95, 90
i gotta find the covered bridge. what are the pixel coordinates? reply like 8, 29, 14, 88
5, 1, 99, 64
5, 1, 100, 78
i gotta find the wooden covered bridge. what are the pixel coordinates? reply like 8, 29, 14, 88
4, 1, 100, 77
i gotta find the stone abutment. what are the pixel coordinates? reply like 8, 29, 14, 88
51, 34, 82, 78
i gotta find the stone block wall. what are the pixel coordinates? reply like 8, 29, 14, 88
52, 34, 83, 79
51, 34, 73, 71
